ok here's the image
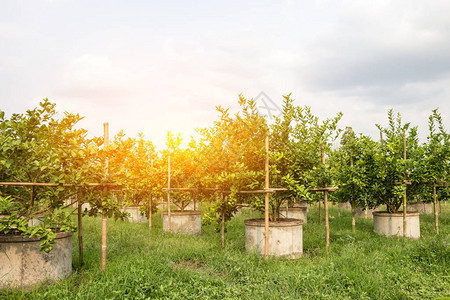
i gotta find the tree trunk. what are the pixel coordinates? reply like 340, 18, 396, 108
434, 182, 439, 234
149, 195, 152, 233
77, 191, 83, 266
324, 191, 329, 252
352, 206, 356, 233
221, 206, 225, 248
319, 201, 322, 223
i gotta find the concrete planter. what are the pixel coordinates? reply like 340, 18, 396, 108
407, 202, 433, 214
293, 201, 310, 212
355, 206, 378, 218
28, 215, 45, 227
0, 232, 73, 289
244, 218, 303, 259
279, 207, 307, 224
338, 202, 352, 210
373, 211, 420, 239
81, 202, 91, 211
162, 210, 201, 235
63, 199, 90, 211
122, 206, 148, 223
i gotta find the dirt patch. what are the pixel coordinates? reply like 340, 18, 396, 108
172, 259, 225, 277
172, 259, 205, 272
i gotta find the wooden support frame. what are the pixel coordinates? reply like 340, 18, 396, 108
101, 122, 109, 271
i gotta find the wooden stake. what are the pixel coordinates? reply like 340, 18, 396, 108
264, 136, 270, 260
319, 201, 322, 223
221, 204, 225, 248
324, 190, 329, 251
351, 204, 356, 233
167, 154, 171, 232
101, 122, 109, 271
149, 194, 152, 233
349, 148, 353, 225
77, 190, 84, 266
433, 181, 439, 234
321, 144, 329, 252
403, 132, 407, 236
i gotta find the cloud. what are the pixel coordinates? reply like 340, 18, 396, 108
56, 54, 137, 103
292, 1, 450, 105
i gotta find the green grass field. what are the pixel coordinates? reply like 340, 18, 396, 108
2, 204, 449, 299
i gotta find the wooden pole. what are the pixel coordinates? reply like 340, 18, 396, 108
319, 201, 322, 223
433, 181, 439, 234
0, 182, 121, 187
403, 132, 407, 236
321, 144, 329, 252
324, 189, 329, 251
264, 136, 270, 260
77, 190, 83, 266
350, 148, 355, 231
221, 204, 225, 248
149, 194, 152, 233
167, 154, 171, 232
351, 203, 356, 233
365, 200, 368, 219
101, 122, 109, 271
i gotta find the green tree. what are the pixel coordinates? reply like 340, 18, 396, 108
161, 132, 202, 211
331, 128, 378, 229
197, 95, 267, 226
0, 100, 86, 251
368, 109, 420, 213
265, 94, 342, 220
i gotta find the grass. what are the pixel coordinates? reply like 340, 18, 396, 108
1, 203, 449, 299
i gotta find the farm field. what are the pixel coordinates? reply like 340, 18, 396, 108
2, 204, 449, 300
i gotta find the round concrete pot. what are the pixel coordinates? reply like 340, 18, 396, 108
122, 206, 148, 223
338, 202, 352, 210
279, 207, 307, 224
161, 210, 201, 235
355, 206, 378, 218
373, 211, 420, 239
0, 231, 73, 289
293, 200, 310, 212
407, 202, 433, 214
244, 218, 303, 259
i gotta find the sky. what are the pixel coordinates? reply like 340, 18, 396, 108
1, 0, 449, 148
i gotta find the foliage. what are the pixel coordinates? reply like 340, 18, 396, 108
115, 132, 161, 215
365, 109, 421, 213
196, 95, 267, 226
420, 109, 449, 187
160, 132, 203, 211
330, 129, 378, 210
0, 100, 88, 250
266, 94, 342, 220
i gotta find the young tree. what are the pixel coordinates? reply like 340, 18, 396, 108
264, 94, 342, 221
197, 95, 267, 227
368, 109, 420, 213
162, 132, 202, 211
421, 109, 449, 233
331, 129, 378, 230
0, 100, 87, 251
